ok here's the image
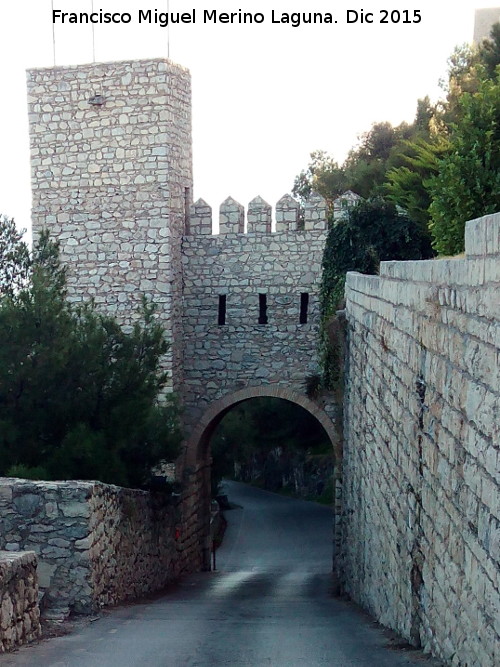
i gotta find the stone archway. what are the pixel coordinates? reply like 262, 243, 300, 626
185, 385, 340, 468
183, 385, 342, 573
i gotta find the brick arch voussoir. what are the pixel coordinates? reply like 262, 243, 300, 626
186, 385, 340, 467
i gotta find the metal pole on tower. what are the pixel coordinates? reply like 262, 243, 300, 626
167, 0, 170, 58
51, 0, 56, 66
91, 0, 96, 62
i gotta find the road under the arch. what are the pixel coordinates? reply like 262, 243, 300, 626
4, 482, 440, 666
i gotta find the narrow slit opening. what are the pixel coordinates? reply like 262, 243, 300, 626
300, 293, 309, 324
258, 294, 268, 325
184, 186, 190, 234
218, 294, 227, 325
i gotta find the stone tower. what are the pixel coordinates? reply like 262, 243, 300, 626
27, 59, 192, 392
473, 7, 500, 44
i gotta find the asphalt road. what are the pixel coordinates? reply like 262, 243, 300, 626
2, 481, 440, 666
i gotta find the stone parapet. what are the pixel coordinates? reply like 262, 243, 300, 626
0, 478, 187, 616
0, 551, 41, 652
465, 211, 500, 258
341, 212, 500, 667
0, 479, 93, 614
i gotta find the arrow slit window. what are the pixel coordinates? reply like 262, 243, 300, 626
218, 294, 227, 325
258, 294, 268, 324
300, 293, 309, 324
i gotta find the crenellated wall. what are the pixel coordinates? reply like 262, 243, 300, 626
341, 212, 500, 667
189, 191, 327, 235
182, 194, 331, 446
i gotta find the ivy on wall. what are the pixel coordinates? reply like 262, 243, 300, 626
318, 199, 433, 388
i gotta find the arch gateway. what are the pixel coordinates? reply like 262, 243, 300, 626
27, 58, 341, 571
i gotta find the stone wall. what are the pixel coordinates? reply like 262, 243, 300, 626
180, 463, 213, 572
341, 213, 500, 666
27, 58, 192, 392
0, 478, 182, 616
182, 194, 329, 435
0, 551, 41, 652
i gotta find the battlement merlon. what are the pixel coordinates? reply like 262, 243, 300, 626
304, 192, 328, 231
187, 192, 328, 235
219, 196, 245, 234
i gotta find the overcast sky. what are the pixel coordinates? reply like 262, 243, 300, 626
0, 1, 497, 237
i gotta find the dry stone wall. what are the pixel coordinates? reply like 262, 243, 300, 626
88, 483, 181, 608
341, 213, 500, 667
0, 551, 41, 652
182, 195, 329, 432
0, 478, 182, 616
0, 479, 92, 614
27, 58, 192, 391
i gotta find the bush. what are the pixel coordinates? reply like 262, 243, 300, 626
319, 199, 433, 387
0, 231, 181, 488
428, 74, 500, 255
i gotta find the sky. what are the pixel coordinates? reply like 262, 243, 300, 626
0, 1, 498, 238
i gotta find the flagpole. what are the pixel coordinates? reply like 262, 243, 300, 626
91, 0, 96, 62
167, 0, 170, 58
51, 0, 56, 66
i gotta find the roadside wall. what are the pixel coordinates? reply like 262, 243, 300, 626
0, 551, 41, 652
341, 213, 499, 666
0, 478, 182, 615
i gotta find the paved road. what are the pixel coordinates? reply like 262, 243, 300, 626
2, 481, 440, 666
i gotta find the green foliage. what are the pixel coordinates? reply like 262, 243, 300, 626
292, 150, 347, 206
32, 229, 68, 293
413, 96, 435, 134
440, 43, 480, 97
0, 216, 31, 297
478, 23, 500, 79
436, 43, 482, 129
0, 230, 181, 488
436, 27, 500, 129
292, 113, 435, 210
343, 121, 415, 198
304, 374, 322, 399
210, 397, 330, 494
293, 22, 500, 260
293, 24, 500, 388
321, 198, 432, 308
319, 199, 433, 387
6, 464, 49, 480
428, 74, 500, 255
309, 477, 334, 506
386, 137, 449, 240
210, 403, 257, 495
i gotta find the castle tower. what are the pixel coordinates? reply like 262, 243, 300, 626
473, 7, 500, 43
27, 59, 192, 392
